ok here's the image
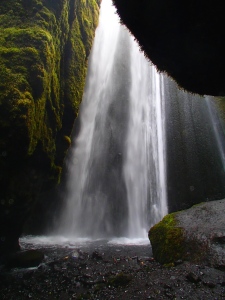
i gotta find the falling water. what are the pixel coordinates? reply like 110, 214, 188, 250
59, 0, 167, 239
205, 96, 225, 173
124, 41, 167, 237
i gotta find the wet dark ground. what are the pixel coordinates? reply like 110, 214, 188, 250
1, 240, 225, 299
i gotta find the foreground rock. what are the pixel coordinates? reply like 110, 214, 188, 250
149, 199, 225, 268
5, 250, 44, 269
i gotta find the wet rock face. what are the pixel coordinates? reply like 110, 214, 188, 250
0, 0, 100, 255
113, 0, 225, 96
149, 199, 225, 268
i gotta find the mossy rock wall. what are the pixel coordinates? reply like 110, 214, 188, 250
0, 0, 100, 254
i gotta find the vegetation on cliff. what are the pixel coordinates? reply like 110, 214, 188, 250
0, 0, 100, 253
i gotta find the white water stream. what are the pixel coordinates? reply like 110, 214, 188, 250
58, 0, 167, 239
125, 37, 167, 237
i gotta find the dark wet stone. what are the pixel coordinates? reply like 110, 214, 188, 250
163, 283, 172, 290
203, 281, 216, 288
92, 251, 103, 260
6, 250, 44, 268
216, 264, 225, 271
22, 271, 35, 279
212, 236, 225, 244
108, 272, 132, 287
186, 272, 201, 284
164, 291, 174, 299
174, 260, 183, 266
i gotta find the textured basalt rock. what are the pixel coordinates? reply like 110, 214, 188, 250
149, 199, 225, 268
0, 0, 100, 255
113, 0, 225, 96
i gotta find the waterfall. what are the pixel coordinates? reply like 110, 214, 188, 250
205, 96, 225, 173
59, 0, 167, 239
124, 41, 167, 237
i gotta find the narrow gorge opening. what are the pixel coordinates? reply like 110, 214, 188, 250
18, 0, 225, 248
51, 0, 225, 242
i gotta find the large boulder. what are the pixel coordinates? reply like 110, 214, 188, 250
149, 199, 225, 268
5, 249, 44, 269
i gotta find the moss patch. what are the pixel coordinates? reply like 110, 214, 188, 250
149, 213, 185, 264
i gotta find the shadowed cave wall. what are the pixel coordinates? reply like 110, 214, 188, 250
113, 0, 225, 96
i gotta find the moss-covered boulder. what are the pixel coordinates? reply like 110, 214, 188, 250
149, 199, 225, 268
149, 213, 185, 265
0, 0, 100, 255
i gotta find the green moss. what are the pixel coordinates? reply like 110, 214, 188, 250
149, 213, 185, 264
163, 262, 175, 268
63, 135, 71, 146
63, 0, 100, 116
0, 0, 100, 177
0, 0, 100, 250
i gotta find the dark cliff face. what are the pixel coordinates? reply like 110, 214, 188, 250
0, 0, 100, 254
113, 0, 225, 96
164, 80, 225, 212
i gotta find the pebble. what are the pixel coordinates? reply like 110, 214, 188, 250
1, 243, 225, 299
186, 272, 201, 283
